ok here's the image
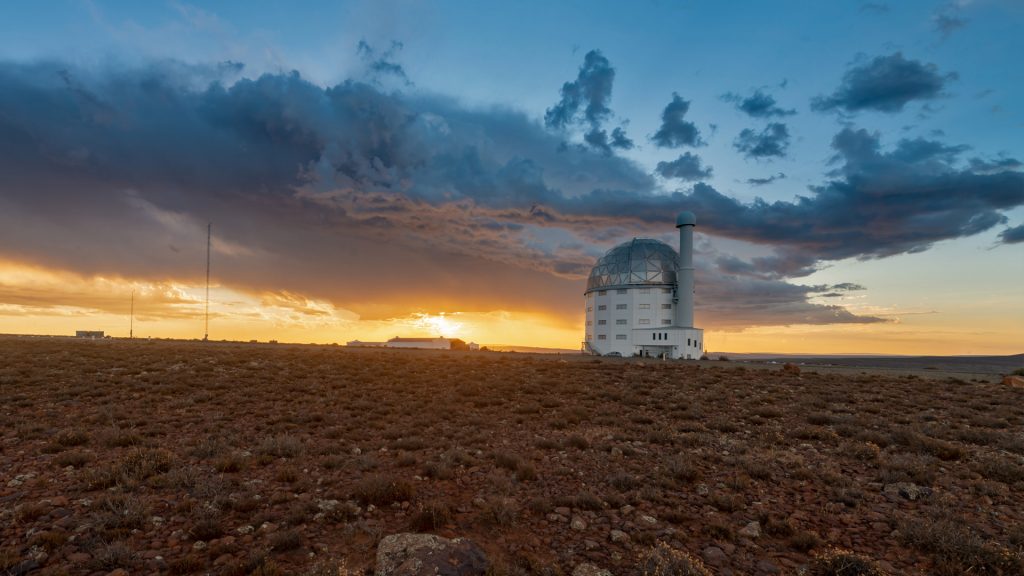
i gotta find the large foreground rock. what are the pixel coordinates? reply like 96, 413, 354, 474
375, 533, 489, 576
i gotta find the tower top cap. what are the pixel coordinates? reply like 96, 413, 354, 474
675, 211, 696, 227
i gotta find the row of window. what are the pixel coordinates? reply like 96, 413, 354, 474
588, 319, 673, 326
591, 288, 673, 297
587, 303, 673, 312
587, 333, 700, 344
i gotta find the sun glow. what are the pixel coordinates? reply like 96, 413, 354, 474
409, 312, 463, 338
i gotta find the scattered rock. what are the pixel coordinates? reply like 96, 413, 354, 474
609, 529, 630, 544
738, 521, 760, 538
375, 533, 489, 576
571, 516, 587, 531
701, 546, 727, 567
572, 563, 613, 576
638, 514, 657, 527
756, 559, 780, 574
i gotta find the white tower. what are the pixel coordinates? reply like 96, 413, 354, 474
582, 211, 704, 359
675, 211, 696, 328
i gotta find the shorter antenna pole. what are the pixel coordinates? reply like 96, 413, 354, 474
130, 289, 134, 339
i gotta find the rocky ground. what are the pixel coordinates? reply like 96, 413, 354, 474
1, 337, 1023, 575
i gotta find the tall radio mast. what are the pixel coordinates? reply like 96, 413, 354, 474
130, 289, 134, 339
204, 223, 211, 342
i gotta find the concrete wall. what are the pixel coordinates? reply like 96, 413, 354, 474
584, 286, 676, 356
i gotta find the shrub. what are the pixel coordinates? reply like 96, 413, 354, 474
410, 500, 452, 531
640, 542, 712, 576
789, 530, 824, 552
899, 514, 1023, 575
269, 529, 302, 552
352, 475, 415, 506
972, 454, 1024, 484
257, 435, 303, 458
809, 548, 888, 576
667, 458, 701, 483
566, 434, 589, 450
55, 450, 92, 468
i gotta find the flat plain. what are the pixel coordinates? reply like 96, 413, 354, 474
1, 337, 1023, 575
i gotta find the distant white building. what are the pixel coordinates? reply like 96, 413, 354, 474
583, 212, 704, 360
386, 337, 452, 350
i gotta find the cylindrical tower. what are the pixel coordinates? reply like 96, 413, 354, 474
675, 211, 696, 327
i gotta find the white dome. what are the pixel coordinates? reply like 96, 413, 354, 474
586, 238, 678, 292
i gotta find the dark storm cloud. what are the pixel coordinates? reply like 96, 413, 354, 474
655, 153, 712, 182
2, 58, 1017, 329
970, 157, 1022, 174
812, 53, 956, 113
998, 224, 1024, 244
661, 128, 1024, 270
747, 172, 786, 186
734, 123, 790, 159
610, 127, 634, 150
651, 93, 703, 148
544, 50, 615, 132
721, 90, 795, 118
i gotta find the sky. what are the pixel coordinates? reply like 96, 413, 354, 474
0, 0, 1021, 354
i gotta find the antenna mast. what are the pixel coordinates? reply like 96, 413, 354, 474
130, 289, 134, 339
204, 223, 211, 341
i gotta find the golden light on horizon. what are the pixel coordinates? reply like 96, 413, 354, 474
0, 256, 1020, 355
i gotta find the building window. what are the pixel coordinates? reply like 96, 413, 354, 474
616, 289, 627, 294
616, 334, 627, 340
687, 338, 691, 346
639, 288, 650, 294
661, 319, 672, 325
616, 319, 627, 325
586, 334, 592, 341
661, 303, 672, 309
638, 319, 651, 325
598, 320, 607, 325
598, 304, 607, 311
616, 304, 627, 310
639, 303, 650, 310
586, 320, 592, 326
586, 306, 593, 312
652, 333, 656, 341
598, 334, 607, 340
598, 290, 607, 296
662, 288, 672, 294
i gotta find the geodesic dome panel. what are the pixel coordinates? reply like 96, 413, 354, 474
586, 238, 678, 292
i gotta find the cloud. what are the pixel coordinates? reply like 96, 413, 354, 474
747, 172, 786, 186
734, 123, 791, 159
998, 224, 1024, 244
812, 53, 957, 113
934, 13, 968, 39
662, 128, 1024, 272
651, 93, 703, 148
545, 50, 616, 131
3, 58, 1016, 333
860, 3, 889, 14
357, 40, 411, 86
970, 157, 1022, 174
655, 153, 713, 181
721, 90, 795, 118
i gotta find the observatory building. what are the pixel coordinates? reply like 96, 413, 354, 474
583, 211, 703, 359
